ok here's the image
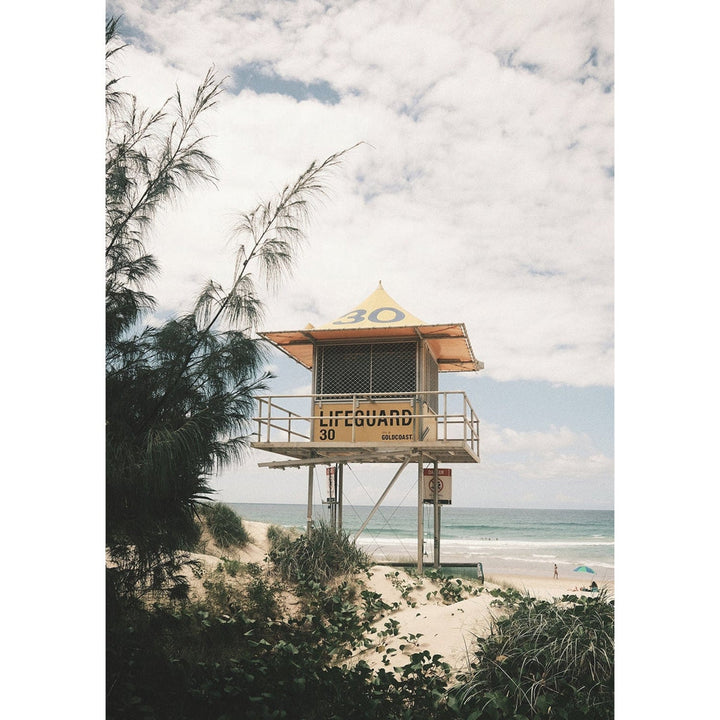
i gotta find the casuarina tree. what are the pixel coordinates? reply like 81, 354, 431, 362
105, 17, 353, 599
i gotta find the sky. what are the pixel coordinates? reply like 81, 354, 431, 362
104, 0, 615, 510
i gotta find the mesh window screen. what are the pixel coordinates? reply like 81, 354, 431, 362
423, 345, 439, 412
371, 343, 416, 393
320, 344, 371, 395
319, 342, 417, 395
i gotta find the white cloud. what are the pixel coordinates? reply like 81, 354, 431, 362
108, 0, 613, 387
479, 420, 612, 477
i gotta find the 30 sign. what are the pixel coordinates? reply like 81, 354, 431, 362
332, 306, 406, 325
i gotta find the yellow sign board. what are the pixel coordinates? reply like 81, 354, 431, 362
313, 401, 417, 442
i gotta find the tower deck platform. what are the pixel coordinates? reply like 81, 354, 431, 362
252, 440, 480, 467
251, 390, 481, 468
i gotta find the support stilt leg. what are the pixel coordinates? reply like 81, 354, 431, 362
417, 455, 424, 574
306, 466, 313, 536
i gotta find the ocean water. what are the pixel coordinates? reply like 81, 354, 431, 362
228, 503, 614, 582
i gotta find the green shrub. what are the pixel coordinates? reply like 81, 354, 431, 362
386, 570, 424, 606
424, 569, 483, 604
266, 523, 297, 546
198, 560, 283, 620
108, 572, 457, 720
201, 574, 245, 614
200, 502, 249, 548
268, 520, 370, 584
242, 570, 284, 620
450, 589, 614, 719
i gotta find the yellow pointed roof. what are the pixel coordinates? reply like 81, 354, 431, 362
316, 281, 425, 329
260, 283, 482, 372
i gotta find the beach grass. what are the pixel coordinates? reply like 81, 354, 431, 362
200, 502, 250, 548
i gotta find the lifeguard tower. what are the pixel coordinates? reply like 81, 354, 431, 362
252, 282, 483, 571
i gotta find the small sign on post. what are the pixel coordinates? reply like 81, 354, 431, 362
325, 466, 336, 502
422, 468, 452, 504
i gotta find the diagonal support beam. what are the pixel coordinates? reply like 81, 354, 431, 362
353, 457, 412, 541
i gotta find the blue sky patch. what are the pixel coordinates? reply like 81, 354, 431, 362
583, 47, 599, 68
110, 8, 155, 54
231, 63, 341, 104
525, 266, 562, 278
495, 49, 541, 74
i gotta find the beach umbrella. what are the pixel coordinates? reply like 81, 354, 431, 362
573, 565, 595, 574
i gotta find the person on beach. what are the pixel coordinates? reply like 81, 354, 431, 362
553, 564, 558, 579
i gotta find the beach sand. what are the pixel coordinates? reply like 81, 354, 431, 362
188, 520, 614, 671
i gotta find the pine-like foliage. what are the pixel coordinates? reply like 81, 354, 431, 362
105, 17, 353, 599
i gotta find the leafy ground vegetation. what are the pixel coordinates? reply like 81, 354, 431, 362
107, 508, 614, 719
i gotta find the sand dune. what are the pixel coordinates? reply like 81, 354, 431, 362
186, 520, 614, 670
